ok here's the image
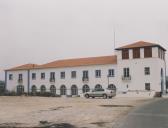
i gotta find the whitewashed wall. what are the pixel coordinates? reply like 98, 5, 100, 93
116, 47, 166, 93
6, 70, 28, 92
6, 46, 166, 96
29, 64, 117, 95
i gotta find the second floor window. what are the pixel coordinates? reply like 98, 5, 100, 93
9, 74, 13, 80
122, 49, 129, 59
83, 71, 89, 78
145, 67, 150, 75
144, 47, 152, 58
71, 71, 76, 78
108, 69, 114, 77
60, 72, 65, 79
32, 73, 36, 80
50, 72, 55, 79
18, 74, 23, 80
95, 70, 101, 78
123, 68, 129, 77
41, 73, 45, 79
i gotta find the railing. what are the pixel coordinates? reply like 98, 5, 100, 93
122, 75, 131, 81
49, 78, 55, 82
18, 79, 23, 83
82, 77, 89, 82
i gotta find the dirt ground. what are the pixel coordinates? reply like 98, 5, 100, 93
0, 96, 151, 128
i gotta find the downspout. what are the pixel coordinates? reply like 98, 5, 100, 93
27, 70, 30, 95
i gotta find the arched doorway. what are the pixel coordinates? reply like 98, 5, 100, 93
31, 85, 37, 94
95, 84, 102, 90
82, 85, 90, 93
71, 85, 78, 95
108, 84, 116, 91
60, 85, 67, 95
17, 85, 24, 95
50, 85, 56, 95
40, 85, 46, 94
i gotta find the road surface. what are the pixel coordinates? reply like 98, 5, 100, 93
114, 98, 168, 128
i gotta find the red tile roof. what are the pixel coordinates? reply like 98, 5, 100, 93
6, 64, 39, 71
37, 55, 117, 69
115, 41, 166, 51
6, 55, 117, 71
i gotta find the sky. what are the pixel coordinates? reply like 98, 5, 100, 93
0, 0, 168, 80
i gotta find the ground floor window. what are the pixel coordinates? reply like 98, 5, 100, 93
71, 85, 78, 95
50, 85, 56, 94
95, 84, 102, 90
40, 85, 46, 93
60, 85, 67, 95
82, 85, 90, 93
145, 83, 150, 91
17, 85, 24, 95
108, 84, 116, 91
31, 85, 37, 94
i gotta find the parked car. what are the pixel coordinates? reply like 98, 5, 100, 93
84, 88, 116, 99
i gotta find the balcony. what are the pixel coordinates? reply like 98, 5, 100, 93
49, 78, 55, 83
18, 79, 23, 83
122, 75, 131, 81
82, 77, 89, 83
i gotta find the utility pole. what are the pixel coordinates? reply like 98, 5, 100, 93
113, 25, 116, 50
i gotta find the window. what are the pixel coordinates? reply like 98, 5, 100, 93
95, 84, 102, 90
83, 71, 89, 78
145, 67, 150, 75
95, 70, 101, 78
50, 85, 56, 94
108, 69, 114, 77
32, 73, 36, 80
17, 85, 24, 95
163, 51, 165, 60
50, 72, 55, 82
60, 72, 65, 79
71, 71, 76, 78
158, 48, 161, 58
159, 48, 165, 60
144, 47, 152, 58
145, 83, 150, 91
123, 68, 129, 77
82, 85, 90, 93
31, 85, 37, 94
50, 72, 55, 79
40, 85, 46, 93
18, 74, 23, 80
71, 85, 78, 95
108, 84, 116, 91
9, 74, 13, 80
122, 49, 129, 59
60, 85, 67, 95
133, 48, 140, 58
41, 73, 45, 79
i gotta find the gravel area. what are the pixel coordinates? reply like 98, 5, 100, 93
0, 96, 151, 128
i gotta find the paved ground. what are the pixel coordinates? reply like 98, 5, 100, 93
114, 98, 168, 128
0, 96, 150, 128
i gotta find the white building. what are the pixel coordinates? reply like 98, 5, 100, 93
5, 41, 167, 97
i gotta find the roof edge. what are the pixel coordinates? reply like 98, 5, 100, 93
115, 44, 166, 51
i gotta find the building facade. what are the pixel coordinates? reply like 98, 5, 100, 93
5, 41, 167, 97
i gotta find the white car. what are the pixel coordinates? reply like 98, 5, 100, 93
84, 88, 116, 99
